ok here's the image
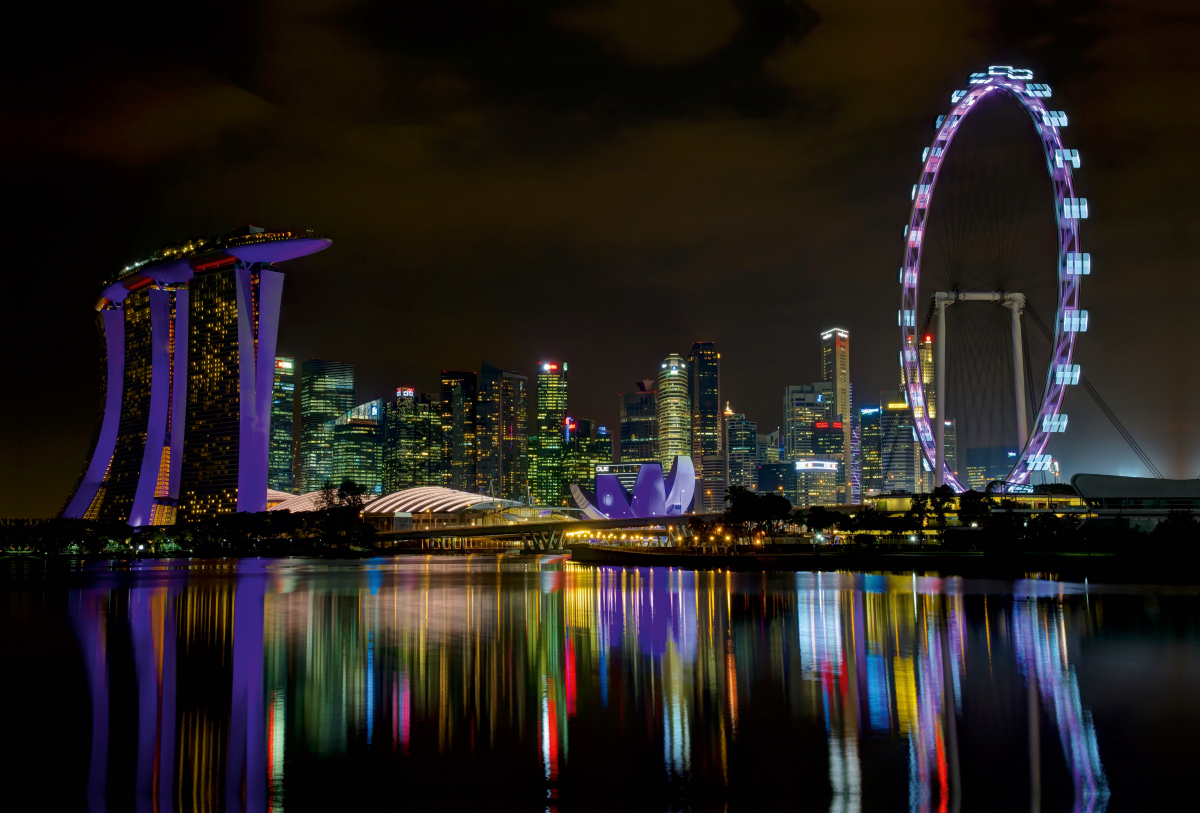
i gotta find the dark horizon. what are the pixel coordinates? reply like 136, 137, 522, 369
3, 0, 1199, 517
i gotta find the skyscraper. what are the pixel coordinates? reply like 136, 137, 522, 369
478, 362, 528, 500
300, 359, 355, 493
820, 328, 853, 499
534, 361, 568, 505
783, 382, 833, 460
269, 357, 295, 493
944, 418, 959, 480
61, 228, 332, 524
331, 399, 383, 494
656, 354, 691, 468
440, 371, 478, 492
724, 411, 758, 492
688, 342, 721, 458
881, 391, 919, 494
859, 405, 883, 496
382, 388, 440, 492
618, 381, 657, 463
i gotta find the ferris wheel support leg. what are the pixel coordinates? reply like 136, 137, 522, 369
934, 293, 951, 488
1006, 293, 1028, 454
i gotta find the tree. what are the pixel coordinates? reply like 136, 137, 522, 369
957, 489, 992, 528
721, 486, 758, 547
929, 485, 956, 541
756, 493, 793, 544
905, 493, 931, 533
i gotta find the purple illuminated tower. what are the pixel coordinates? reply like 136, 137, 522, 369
61, 227, 332, 524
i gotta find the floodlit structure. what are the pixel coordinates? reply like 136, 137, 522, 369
61, 227, 331, 524
570, 456, 696, 519
899, 66, 1088, 491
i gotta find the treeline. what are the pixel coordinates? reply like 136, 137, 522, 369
2, 482, 378, 556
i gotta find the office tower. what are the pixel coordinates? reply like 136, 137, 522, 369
382, 388, 440, 492
903, 334, 936, 419
881, 391, 920, 494
812, 420, 847, 503
478, 362, 529, 500
795, 459, 843, 507
820, 328, 853, 500
592, 426, 613, 465
440, 370, 478, 492
300, 359, 355, 493
331, 399, 383, 494
965, 446, 1018, 491
269, 357, 295, 493
860, 405, 883, 496
850, 407, 862, 504
757, 462, 796, 504
756, 433, 772, 464
944, 419, 959, 479
783, 382, 833, 460
724, 412, 758, 492
656, 354, 691, 468
534, 361, 568, 504
618, 381, 657, 463
688, 342, 721, 460
700, 454, 726, 512
61, 228, 332, 524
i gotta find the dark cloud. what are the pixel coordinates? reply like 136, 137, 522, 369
2, 0, 1199, 516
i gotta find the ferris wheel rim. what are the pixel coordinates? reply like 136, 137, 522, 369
898, 66, 1085, 493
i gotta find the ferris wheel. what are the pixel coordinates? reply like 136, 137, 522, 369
898, 66, 1088, 493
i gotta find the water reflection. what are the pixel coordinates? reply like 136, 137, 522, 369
66, 558, 1123, 812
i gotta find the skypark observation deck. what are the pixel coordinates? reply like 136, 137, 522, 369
62, 227, 331, 526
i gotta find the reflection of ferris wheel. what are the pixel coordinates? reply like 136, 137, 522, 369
899, 66, 1088, 492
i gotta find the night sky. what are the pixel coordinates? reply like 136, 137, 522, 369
3, 0, 1198, 517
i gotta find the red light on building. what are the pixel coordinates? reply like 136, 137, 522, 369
924, 334, 933, 343
814, 421, 829, 429
832, 422, 843, 429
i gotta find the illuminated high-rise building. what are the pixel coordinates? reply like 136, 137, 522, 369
478, 362, 528, 500
859, 405, 883, 496
902, 334, 936, 419
382, 388, 440, 492
300, 359, 355, 493
724, 411, 758, 492
61, 227, 331, 524
943, 418, 959, 479
783, 382, 833, 460
820, 328, 853, 499
688, 342, 721, 458
331, 399, 383, 494
269, 357, 295, 493
534, 361, 568, 505
440, 371, 478, 492
881, 391, 920, 494
618, 381, 657, 463
564, 419, 613, 494
656, 354, 691, 468
813, 420, 847, 503
795, 459, 843, 507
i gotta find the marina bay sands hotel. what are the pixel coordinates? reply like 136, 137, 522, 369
60, 227, 331, 525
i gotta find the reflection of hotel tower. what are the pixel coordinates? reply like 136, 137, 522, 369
60, 227, 331, 524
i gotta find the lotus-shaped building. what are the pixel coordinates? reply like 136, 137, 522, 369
570, 456, 695, 519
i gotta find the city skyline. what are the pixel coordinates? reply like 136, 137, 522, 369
5, 3, 1199, 516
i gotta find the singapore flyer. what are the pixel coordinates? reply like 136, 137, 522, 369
899, 66, 1088, 493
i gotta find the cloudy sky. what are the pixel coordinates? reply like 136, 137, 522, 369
2, 0, 1198, 516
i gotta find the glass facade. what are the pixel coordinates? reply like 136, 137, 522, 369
795, 459, 843, 507
656, 355, 691, 469
477, 363, 528, 501
534, 362, 568, 505
820, 329, 853, 498
881, 391, 919, 494
618, 384, 657, 464
382, 389, 440, 492
440, 371, 478, 492
724, 412, 758, 492
269, 357, 295, 492
757, 462, 795, 504
299, 359, 355, 493
331, 399, 383, 494
564, 420, 613, 495
860, 406, 883, 496
688, 342, 721, 459
783, 382, 833, 460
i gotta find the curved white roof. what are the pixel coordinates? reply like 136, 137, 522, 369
362, 486, 521, 515
267, 490, 379, 513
